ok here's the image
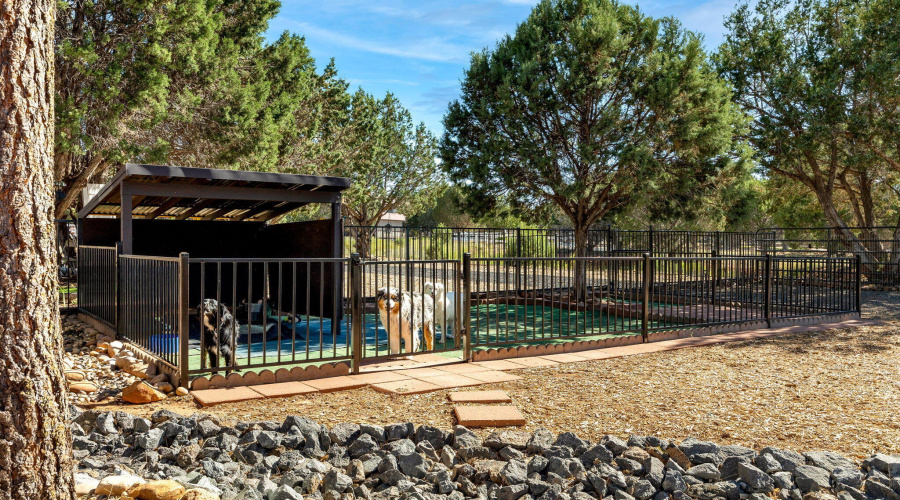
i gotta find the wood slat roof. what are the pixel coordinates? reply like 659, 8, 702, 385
77, 164, 350, 222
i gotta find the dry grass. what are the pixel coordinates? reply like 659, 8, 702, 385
96, 320, 900, 459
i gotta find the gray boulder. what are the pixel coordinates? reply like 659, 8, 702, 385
794, 465, 831, 492
397, 452, 428, 479
686, 463, 721, 481
527, 428, 555, 454
453, 426, 482, 449
738, 463, 775, 492
663, 470, 687, 493
832, 467, 864, 489
384, 422, 413, 442
805, 452, 856, 473
761, 447, 806, 473
500, 460, 527, 485
634, 480, 657, 500
328, 423, 360, 446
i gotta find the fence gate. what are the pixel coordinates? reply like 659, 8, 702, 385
350, 257, 464, 369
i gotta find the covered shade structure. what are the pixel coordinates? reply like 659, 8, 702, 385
77, 163, 351, 254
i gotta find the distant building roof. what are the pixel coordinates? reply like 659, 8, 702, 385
380, 212, 406, 222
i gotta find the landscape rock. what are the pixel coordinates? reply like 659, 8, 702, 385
686, 463, 721, 481
122, 381, 166, 404
738, 463, 775, 492
180, 489, 221, 500
805, 452, 856, 473
62, 407, 887, 500
126, 480, 187, 500
794, 465, 832, 492
95, 475, 146, 496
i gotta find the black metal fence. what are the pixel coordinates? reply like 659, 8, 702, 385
463, 254, 859, 348
345, 226, 766, 261
77, 245, 117, 325
354, 258, 463, 359
118, 255, 182, 369
187, 257, 353, 376
57, 219, 78, 309
75, 244, 860, 386
758, 227, 900, 285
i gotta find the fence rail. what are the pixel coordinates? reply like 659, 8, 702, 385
77, 245, 117, 325
758, 226, 900, 285
75, 244, 860, 386
118, 255, 181, 369
186, 257, 352, 377
344, 226, 765, 261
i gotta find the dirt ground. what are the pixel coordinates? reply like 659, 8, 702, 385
94, 312, 900, 460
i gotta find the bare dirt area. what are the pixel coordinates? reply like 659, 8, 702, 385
94, 318, 900, 460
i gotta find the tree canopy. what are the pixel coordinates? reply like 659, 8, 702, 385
715, 0, 900, 262
441, 0, 746, 257
53, 0, 344, 218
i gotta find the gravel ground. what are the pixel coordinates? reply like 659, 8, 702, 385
94, 318, 900, 460
861, 290, 900, 320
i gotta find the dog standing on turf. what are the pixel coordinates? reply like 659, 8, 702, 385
424, 281, 456, 342
376, 287, 435, 355
198, 298, 237, 374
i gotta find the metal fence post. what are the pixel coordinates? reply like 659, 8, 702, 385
178, 252, 190, 389
405, 226, 411, 294
648, 226, 654, 255
764, 254, 772, 328
515, 228, 522, 294
711, 249, 718, 304
855, 254, 862, 315
115, 241, 123, 337
642, 253, 650, 343
350, 253, 363, 374
463, 253, 472, 361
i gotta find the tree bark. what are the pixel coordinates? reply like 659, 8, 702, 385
0, 0, 75, 498
571, 224, 590, 303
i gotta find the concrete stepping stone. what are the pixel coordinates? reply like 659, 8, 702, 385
448, 390, 512, 403
472, 359, 525, 371
250, 382, 318, 398
397, 367, 447, 378
415, 374, 483, 389
348, 371, 410, 384
371, 379, 442, 395
506, 357, 559, 368
464, 370, 523, 384
304, 376, 368, 393
539, 353, 589, 363
454, 405, 526, 427
192, 387, 265, 407
434, 363, 493, 375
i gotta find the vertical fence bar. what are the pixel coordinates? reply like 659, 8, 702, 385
463, 253, 472, 361
350, 253, 363, 374
115, 241, 123, 336
855, 254, 862, 315
764, 254, 772, 328
178, 252, 190, 389
642, 253, 650, 342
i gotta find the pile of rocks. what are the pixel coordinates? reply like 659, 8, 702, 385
71, 408, 900, 500
62, 315, 179, 405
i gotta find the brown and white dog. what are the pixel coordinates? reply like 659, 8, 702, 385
376, 287, 435, 355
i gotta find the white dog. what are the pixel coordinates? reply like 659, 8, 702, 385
424, 281, 456, 342
376, 287, 435, 354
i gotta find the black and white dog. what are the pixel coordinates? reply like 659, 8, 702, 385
198, 299, 237, 374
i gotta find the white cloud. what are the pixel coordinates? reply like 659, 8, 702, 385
289, 21, 470, 63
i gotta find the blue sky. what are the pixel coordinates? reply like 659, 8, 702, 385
267, 0, 750, 136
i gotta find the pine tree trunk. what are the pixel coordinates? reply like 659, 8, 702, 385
572, 225, 589, 303
0, 0, 75, 498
